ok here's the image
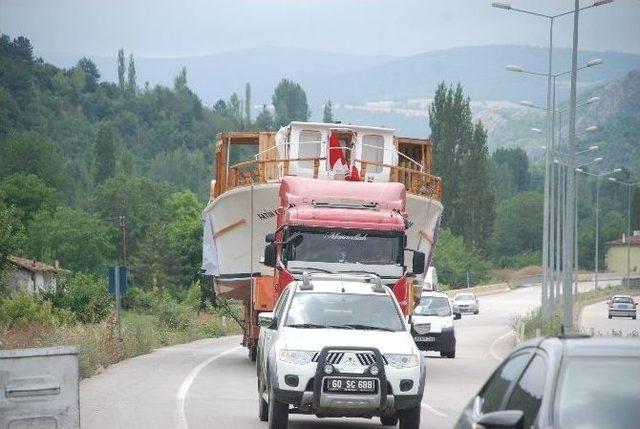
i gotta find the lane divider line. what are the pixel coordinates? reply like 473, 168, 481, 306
490, 330, 513, 362
421, 401, 448, 418
175, 346, 242, 429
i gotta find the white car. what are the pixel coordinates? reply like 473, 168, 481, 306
256, 273, 425, 429
410, 291, 460, 358
453, 293, 479, 315
607, 295, 637, 319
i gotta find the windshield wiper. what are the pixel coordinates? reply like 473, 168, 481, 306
340, 324, 396, 332
325, 325, 356, 330
337, 269, 380, 276
290, 267, 334, 274
286, 323, 326, 329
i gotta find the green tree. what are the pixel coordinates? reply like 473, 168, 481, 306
0, 206, 25, 289
255, 105, 274, 130
429, 82, 473, 234
432, 228, 491, 288
0, 173, 61, 223
127, 53, 137, 95
0, 132, 68, 192
244, 82, 252, 125
272, 79, 310, 127
492, 147, 530, 200
94, 125, 116, 183
492, 191, 543, 263
148, 147, 209, 199
117, 49, 125, 91
174, 66, 187, 91
458, 121, 494, 254
228, 92, 242, 124
323, 100, 333, 123
77, 57, 100, 92
27, 206, 112, 273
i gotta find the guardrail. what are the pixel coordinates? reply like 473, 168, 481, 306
444, 282, 510, 298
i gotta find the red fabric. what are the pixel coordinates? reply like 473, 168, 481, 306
328, 133, 347, 169
393, 276, 409, 315
346, 164, 360, 181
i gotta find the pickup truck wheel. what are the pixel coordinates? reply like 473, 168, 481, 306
608, 314, 613, 319
399, 405, 420, 429
258, 380, 268, 422
268, 387, 288, 429
441, 350, 456, 359
380, 415, 399, 426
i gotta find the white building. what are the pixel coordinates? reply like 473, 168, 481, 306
6, 256, 70, 294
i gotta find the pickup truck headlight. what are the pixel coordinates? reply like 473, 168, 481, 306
385, 353, 419, 369
278, 350, 316, 365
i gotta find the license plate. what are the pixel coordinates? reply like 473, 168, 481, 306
324, 377, 377, 393
414, 336, 436, 342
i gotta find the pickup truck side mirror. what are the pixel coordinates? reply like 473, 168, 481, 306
258, 312, 276, 328
263, 243, 277, 267
475, 410, 524, 429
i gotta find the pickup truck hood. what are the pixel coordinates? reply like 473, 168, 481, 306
281, 327, 414, 354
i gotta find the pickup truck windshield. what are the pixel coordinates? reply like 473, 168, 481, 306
286, 228, 403, 265
414, 296, 451, 317
285, 292, 405, 332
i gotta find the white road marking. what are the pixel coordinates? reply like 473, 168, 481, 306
175, 346, 242, 429
421, 401, 448, 418
489, 330, 513, 362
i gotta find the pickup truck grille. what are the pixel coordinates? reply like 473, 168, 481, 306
311, 351, 388, 365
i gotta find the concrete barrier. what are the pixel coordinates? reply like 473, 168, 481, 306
444, 282, 510, 298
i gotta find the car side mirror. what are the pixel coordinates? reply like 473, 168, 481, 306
454, 312, 461, 320
263, 243, 277, 267
475, 410, 524, 429
258, 312, 276, 328
412, 251, 425, 275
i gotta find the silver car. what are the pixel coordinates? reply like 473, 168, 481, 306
453, 293, 479, 315
607, 295, 637, 319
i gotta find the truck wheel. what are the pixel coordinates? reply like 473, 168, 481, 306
380, 415, 399, 426
249, 344, 257, 362
608, 314, 613, 319
268, 387, 288, 429
399, 405, 420, 429
258, 380, 268, 422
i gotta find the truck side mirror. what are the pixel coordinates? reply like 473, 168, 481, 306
265, 233, 275, 243
412, 251, 425, 275
454, 312, 462, 320
264, 243, 277, 267
475, 410, 524, 429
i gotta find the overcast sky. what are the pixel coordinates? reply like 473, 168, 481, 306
2, 0, 639, 58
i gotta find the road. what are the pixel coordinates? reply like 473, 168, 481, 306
580, 295, 640, 337
81, 285, 554, 429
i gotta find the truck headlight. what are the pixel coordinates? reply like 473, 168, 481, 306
278, 350, 316, 365
385, 353, 419, 369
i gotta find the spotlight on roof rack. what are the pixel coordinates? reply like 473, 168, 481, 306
300, 271, 313, 290
371, 276, 386, 293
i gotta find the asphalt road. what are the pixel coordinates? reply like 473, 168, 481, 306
580, 295, 640, 337
81, 285, 553, 429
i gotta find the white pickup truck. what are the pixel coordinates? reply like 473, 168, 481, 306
256, 273, 426, 429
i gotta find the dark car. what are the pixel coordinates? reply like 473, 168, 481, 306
454, 335, 640, 429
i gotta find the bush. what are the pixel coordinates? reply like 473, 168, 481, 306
154, 294, 191, 330
0, 292, 75, 329
122, 287, 158, 312
52, 273, 113, 323
496, 250, 541, 269
432, 228, 491, 288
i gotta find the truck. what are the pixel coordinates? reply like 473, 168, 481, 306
201, 122, 443, 360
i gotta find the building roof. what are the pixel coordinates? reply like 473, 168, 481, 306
8, 256, 70, 274
607, 234, 640, 247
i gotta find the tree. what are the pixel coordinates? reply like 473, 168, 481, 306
0, 206, 25, 289
127, 53, 137, 95
213, 99, 227, 114
94, 125, 116, 183
429, 82, 473, 235
228, 92, 242, 124
272, 79, 310, 127
77, 57, 100, 92
117, 49, 125, 91
0, 132, 68, 192
174, 67, 187, 91
323, 100, 334, 123
492, 147, 530, 200
244, 82, 252, 125
0, 173, 61, 223
458, 121, 494, 254
255, 105, 274, 130
27, 206, 112, 273
492, 191, 543, 262
432, 228, 491, 288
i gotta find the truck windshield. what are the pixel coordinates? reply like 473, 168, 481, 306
285, 292, 405, 332
286, 228, 403, 265
414, 296, 451, 317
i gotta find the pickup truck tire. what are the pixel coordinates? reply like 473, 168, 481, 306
268, 387, 288, 429
399, 405, 420, 429
258, 380, 268, 422
380, 415, 399, 426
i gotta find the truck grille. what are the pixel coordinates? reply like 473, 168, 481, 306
311, 351, 388, 365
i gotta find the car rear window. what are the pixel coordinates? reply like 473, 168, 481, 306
612, 297, 633, 304
455, 294, 474, 300
556, 357, 640, 429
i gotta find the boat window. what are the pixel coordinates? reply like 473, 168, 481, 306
298, 130, 321, 170
361, 134, 384, 173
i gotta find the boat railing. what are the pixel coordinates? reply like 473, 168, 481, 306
224, 156, 441, 200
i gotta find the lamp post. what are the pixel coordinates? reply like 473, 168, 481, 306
576, 168, 622, 289
608, 178, 640, 286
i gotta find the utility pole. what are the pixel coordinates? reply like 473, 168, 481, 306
118, 215, 127, 267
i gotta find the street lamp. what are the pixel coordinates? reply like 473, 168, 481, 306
607, 178, 640, 286
577, 168, 622, 289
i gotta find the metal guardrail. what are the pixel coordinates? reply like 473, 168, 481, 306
0, 346, 80, 429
